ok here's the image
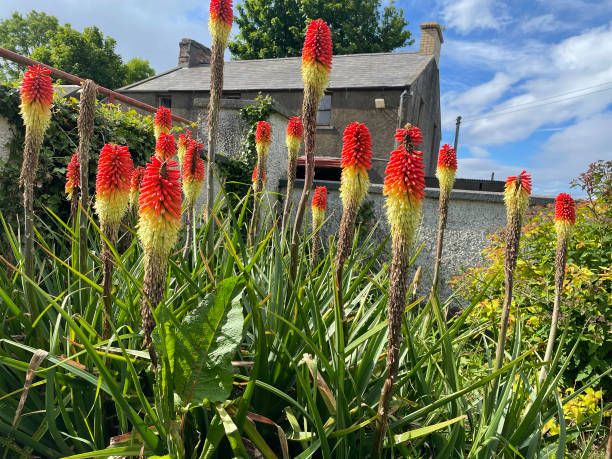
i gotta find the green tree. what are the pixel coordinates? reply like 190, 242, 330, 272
0, 10, 155, 88
229, 0, 413, 59
0, 10, 59, 79
124, 57, 155, 85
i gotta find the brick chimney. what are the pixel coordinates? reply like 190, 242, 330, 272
178, 38, 212, 67
418, 23, 444, 66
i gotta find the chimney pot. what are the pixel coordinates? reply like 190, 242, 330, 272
178, 38, 212, 67
418, 22, 444, 66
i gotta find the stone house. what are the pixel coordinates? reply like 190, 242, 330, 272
118, 22, 445, 183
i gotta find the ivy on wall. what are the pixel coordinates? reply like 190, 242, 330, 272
0, 82, 158, 238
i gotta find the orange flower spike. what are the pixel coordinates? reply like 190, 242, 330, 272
154, 106, 172, 139
138, 156, 182, 257
302, 19, 333, 95
554, 192, 576, 239
255, 121, 271, 158
436, 144, 457, 195
504, 170, 532, 223
65, 153, 80, 199
383, 145, 425, 242
394, 125, 423, 151
286, 116, 303, 156
311, 185, 327, 223
251, 166, 267, 183
182, 141, 205, 205
129, 166, 146, 210
20, 65, 54, 139
209, 0, 233, 45
156, 132, 176, 160
94, 144, 134, 226
339, 122, 372, 209
177, 129, 192, 165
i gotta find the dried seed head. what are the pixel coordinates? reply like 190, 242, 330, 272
301, 19, 333, 95
94, 144, 133, 226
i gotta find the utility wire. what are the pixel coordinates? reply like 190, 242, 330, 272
461, 82, 612, 122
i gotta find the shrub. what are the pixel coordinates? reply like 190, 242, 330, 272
452, 161, 612, 392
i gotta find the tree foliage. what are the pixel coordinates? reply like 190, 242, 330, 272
0, 10, 155, 87
228, 0, 413, 59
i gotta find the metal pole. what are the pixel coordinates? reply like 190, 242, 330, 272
453, 115, 461, 152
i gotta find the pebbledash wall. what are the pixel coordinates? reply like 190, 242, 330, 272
282, 179, 554, 297
0, 116, 12, 163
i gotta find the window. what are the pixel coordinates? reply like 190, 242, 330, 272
157, 94, 172, 108
317, 93, 331, 126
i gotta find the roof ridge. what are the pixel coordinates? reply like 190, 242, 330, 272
228, 49, 422, 64
117, 66, 182, 91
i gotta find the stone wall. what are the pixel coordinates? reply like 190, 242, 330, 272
282, 179, 554, 297
192, 99, 289, 212
0, 116, 14, 163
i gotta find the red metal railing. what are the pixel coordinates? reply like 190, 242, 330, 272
297, 156, 341, 168
0, 47, 194, 125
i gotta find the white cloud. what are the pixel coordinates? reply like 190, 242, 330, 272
518, 14, 561, 33
440, 0, 504, 34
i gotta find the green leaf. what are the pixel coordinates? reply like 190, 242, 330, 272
171, 276, 244, 405
387, 415, 467, 446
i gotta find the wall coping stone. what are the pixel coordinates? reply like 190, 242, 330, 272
282, 179, 555, 205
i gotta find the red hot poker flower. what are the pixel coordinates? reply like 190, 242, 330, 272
65, 153, 80, 198
154, 106, 172, 139
20, 65, 53, 107
209, 0, 233, 44
256, 121, 271, 145
156, 132, 176, 160
287, 116, 303, 139
505, 170, 532, 195
95, 144, 134, 226
341, 122, 372, 172
301, 19, 333, 94
138, 156, 182, 256
311, 186, 327, 210
252, 166, 267, 183
395, 124, 423, 153
555, 193, 576, 225
183, 141, 205, 205
384, 148, 426, 204
129, 166, 146, 209
437, 144, 457, 170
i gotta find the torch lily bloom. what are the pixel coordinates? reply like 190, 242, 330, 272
251, 166, 267, 183
554, 192, 576, 239
539, 192, 576, 383
129, 166, 146, 210
138, 156, 182, 258
156, 132, 176, 160
310, 186, 327, 265
20, 65, 54, 142
182, 141, 205, 206
65, 153, 81, 199
374, 126, 425, 456
432, 143, 458, 290
94, 144, 134, 227
394, 124, 423, 151
137, 155, 182, 366
504, 170, 532, 224
339, 122, 372, 210
301, 19, 333, 96
154, 106, 172, 139
209, 0, 233, 45
253, 121, 271, 189
177, 129, 193, 165
286, 116, 303, 154
436, 144, 457, 195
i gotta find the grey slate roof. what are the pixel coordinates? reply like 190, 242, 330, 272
120, 52, 433, 92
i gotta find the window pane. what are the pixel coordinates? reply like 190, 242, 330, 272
317, 110, 330, 125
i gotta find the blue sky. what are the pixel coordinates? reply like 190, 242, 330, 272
2, 0, 612, 195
